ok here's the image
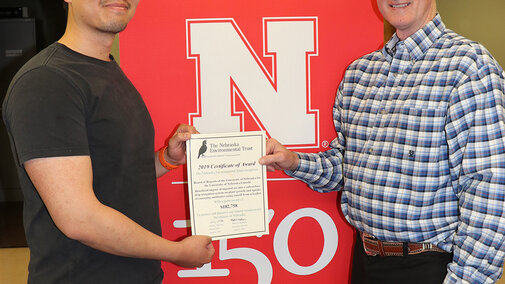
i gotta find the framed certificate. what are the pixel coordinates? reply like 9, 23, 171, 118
186, 131, 269, 240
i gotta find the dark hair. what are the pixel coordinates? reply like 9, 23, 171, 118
63, 2, 68, 13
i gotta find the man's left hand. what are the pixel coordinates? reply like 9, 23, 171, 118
166, 124, 199, 166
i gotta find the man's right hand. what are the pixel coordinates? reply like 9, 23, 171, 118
172, 235, 215, 268
258, 138, 299, 172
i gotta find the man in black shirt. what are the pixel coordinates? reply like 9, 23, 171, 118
2, 0, 214, 282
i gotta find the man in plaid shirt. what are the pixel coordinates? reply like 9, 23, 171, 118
259, 0, 505, 283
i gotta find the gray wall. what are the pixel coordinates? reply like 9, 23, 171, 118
438, 0, 505, 67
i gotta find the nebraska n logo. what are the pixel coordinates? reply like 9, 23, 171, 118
186, 17, 319, 148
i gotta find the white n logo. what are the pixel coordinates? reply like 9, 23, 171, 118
186, 17, 319, 148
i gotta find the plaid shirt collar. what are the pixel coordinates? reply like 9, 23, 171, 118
383, 13, 445, 62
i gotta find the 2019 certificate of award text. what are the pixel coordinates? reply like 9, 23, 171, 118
186, 131, 269, 240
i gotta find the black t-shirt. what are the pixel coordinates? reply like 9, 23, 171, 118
2, 43, 163, 283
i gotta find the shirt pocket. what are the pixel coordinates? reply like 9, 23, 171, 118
391, 107, 446, 190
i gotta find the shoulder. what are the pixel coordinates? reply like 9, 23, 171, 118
346, 49, 385, 72
338, 49, 386, 87
8, 43, 77, 92
434, 29, 503, 75
3, 45, 89, 124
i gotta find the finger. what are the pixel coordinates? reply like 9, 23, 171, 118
190, 125, 199, 134
201, 235, 212, 242
265, 139, 279, 155
170, 132, 191, 144
259, 152, 284, 166
258, 156, 268, 165
207, 244, 215, 257
177, 124, 199, 135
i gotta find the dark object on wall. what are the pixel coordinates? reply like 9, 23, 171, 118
0, 18, 37, 201
0, 18, 37, 100
0, 1, 66, 62
0, 7, 29, 18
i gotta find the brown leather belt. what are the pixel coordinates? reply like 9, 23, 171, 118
360, 232, 446, 257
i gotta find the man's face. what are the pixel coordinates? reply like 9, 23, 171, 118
66, 0, 139, 34
377, 0, 436, 40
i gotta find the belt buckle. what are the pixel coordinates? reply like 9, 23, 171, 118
362, 232, 377, 241
423, 243, 432, 250
360, 232, 380, 256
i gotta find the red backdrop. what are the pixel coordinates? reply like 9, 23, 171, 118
120, 1, 383, 283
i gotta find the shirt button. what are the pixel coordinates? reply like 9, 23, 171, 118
380, 109, 387, 115
368, 148, 373, 154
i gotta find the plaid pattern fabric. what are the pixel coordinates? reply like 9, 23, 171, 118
287, 14, 505, 283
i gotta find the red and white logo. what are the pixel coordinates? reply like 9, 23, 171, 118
187, 17, 319, 148
121, 1, 383, 283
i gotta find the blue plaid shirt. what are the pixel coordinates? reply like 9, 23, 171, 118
288, 14, 505, 283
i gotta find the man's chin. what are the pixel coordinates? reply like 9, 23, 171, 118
99, 23, 128, 34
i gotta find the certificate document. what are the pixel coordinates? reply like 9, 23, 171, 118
186, 131, 269, 240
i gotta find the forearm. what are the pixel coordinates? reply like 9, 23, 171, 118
25, 155, 180, 262
443, 230, 505, 283
67, 200, 180, 262
443, 177, 505, 283
286, 148, 344, 192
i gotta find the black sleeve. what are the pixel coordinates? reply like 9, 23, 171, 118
4, 67, 90, 165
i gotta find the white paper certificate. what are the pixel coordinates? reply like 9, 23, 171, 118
186, 131, 268, 240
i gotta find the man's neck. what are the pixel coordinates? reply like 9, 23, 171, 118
58, 29, 115, 62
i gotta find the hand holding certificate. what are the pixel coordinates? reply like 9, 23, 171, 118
186, 131, 269, 240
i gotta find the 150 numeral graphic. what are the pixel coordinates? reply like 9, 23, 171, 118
175, 208, 338, 283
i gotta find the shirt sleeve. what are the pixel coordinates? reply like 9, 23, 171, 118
3, 66, 90, 165
443, 61, 505, 283
285, 86, 345, 193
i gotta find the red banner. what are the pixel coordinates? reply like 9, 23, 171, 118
120, 1, 383, 283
